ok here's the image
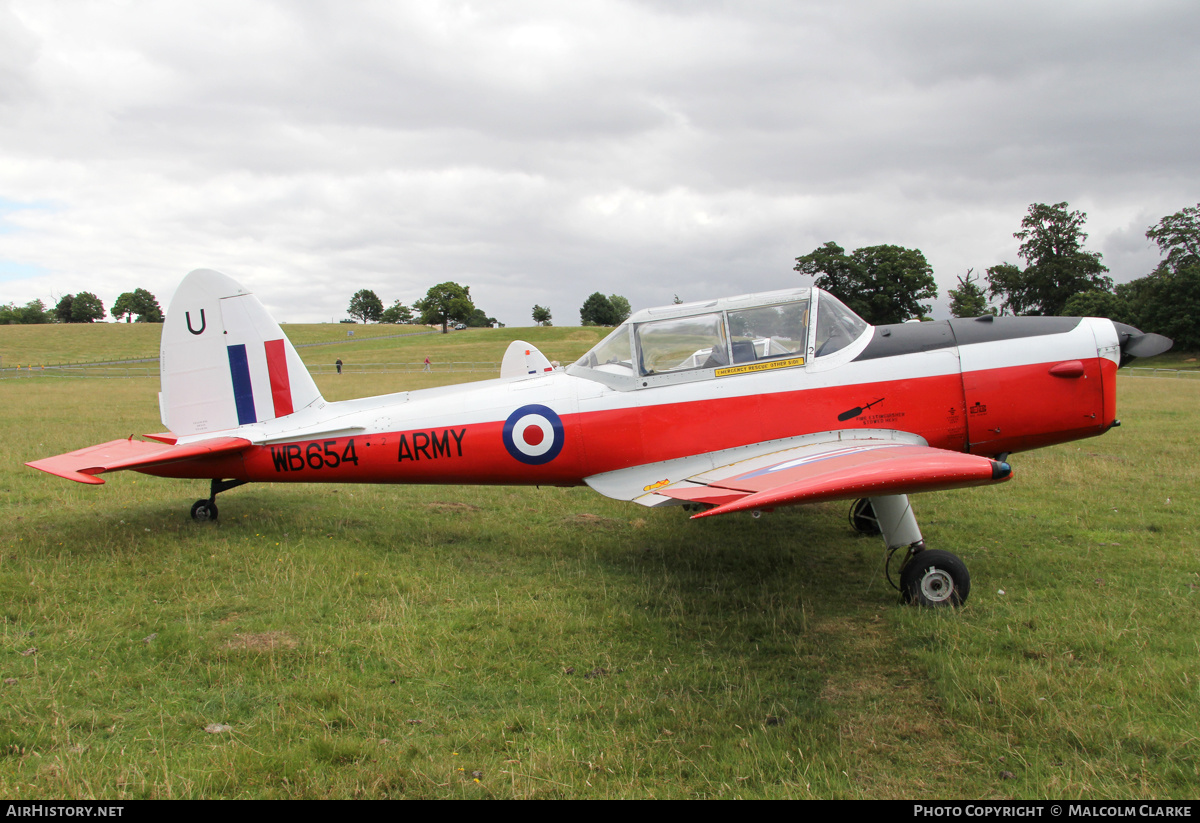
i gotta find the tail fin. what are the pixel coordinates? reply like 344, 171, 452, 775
500, 340, 555, 378
160, 269, 323, 436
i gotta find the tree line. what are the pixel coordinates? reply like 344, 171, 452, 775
348, 282, 498, 333
10, 203, 1194, 351
354, 284, 633, 332
526, 293, 632, 328
525, 202, 1193, 343
794, 201, 1199, 350
1, 288, 164, 325
1058, 204, 1200, 351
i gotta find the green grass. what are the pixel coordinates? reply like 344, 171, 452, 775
1126, 350, 1200, 370
1, 344, 1197, 797
0, 322, 601, 374
296, 326, 605, 372
0, 322, 426, 368
0, 322, 165, 368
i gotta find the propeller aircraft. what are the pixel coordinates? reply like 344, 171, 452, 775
27, 269, 1171, 607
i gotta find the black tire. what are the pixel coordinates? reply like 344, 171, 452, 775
191, 500, 218, 522
900, 549, 969, 607
849, 498, 881, 536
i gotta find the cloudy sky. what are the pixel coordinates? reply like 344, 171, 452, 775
1, 0, 1197, 325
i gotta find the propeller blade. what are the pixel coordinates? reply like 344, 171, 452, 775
1112, 322, 1173, 360
1124, 332, 1173, 359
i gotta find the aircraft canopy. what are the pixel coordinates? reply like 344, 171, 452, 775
568, 287, 869, 390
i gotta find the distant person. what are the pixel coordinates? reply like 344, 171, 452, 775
423, 356, 431, 373
335, 359, 343, 375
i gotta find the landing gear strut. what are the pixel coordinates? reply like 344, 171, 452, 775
190, 478, 249, 522
848, 498, 882, 535
850, 495, 971, 608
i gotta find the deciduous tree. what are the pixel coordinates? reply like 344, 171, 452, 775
1105, 205, 1200, 350
947, 270, 994, 318
414, 282, 475, 334
986, 202, 1111, 316
1145, 203, 1200, 274
347, 289, 384, 324
531, 305, 552, 326
57, 292, 104, 323
380, 300, 414, 324
72, 292, 105, 322
110, 293, 134, 323
1061, 289, 1132, 323
0, 299, 50, 324
983, 263, 1028, 316
609, 295, 632, 323
111, 288, 163, 323
54, 294, 74, 323
1116, 266, 1200, 351
580, 292, 620, 326
794, 242, 937, 325
466, 308, 496, 328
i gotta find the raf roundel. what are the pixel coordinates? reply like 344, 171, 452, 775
502, 404, 565, 465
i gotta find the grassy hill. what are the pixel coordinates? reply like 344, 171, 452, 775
297, 326, 605, 371
0, 322, 606, 372
3, 319, 1190, 376
0, 322, 165, 367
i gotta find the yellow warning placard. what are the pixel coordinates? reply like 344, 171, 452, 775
715, 356, 805, 378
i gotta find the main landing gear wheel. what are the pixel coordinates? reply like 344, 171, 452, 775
191, 500, 218, 522
900, 549, 970, 607
849, 498, 882, 536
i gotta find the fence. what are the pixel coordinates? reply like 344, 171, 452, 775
0, 365, 160, 379
1122, 367, 1200, 380
310, 362, 500, 375
5, 362, 1197, 381
0, 325, 444, 379
0, 362, 501, 379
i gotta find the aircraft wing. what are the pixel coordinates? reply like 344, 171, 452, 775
585, 433, 1011, 520
26, 436, 251, 485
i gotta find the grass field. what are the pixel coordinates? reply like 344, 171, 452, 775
1, 330, 1198, 798
0, 322, 604, 373
295, 326, 606, 373
0, 322, 432, 369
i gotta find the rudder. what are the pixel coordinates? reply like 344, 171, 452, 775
160, 269, 323, 435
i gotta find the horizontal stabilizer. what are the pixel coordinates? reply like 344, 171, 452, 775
26, 436, 250, 484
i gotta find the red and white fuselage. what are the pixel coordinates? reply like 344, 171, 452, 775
119, 274, 1119, 503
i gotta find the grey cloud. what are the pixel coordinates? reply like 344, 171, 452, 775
0, 0, 1196, 327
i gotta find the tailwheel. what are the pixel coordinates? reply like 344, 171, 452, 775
190, 499, 218, 522
189, 478, 248, 522
900, 548, 970, 608
848, 498, 881, 535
